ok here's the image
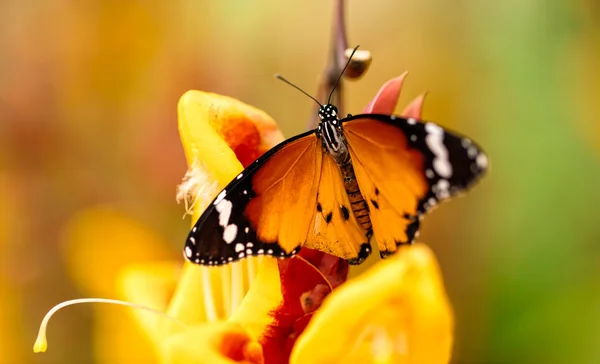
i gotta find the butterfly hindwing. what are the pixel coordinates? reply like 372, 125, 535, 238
184, 130, 321, 265
304, 153, 373, 265
343, 114, 487, 257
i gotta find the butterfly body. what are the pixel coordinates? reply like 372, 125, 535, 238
184, 104, 487, 266
315, 104, 373, 264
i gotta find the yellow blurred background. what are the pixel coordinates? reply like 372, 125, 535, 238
1, 0, 599, 363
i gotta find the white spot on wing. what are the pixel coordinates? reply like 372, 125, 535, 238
467, 146, 478, 158
223, 224, 238, 244
425, 123, 453, 178
214, 190, 227, 205
236, 173, 243, 180
189, 237, 196, 245
436, 179, 450, 199
476, 153, 488, 169
215, 199, 233, 227
433, 159, 452, 179
427, 197, 438, 211
184, 246, 193, 258
235, 243, 244, 253
437, 179, 450, 191
407, 118, 416, 125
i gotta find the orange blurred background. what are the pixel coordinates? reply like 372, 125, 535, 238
1, 0, 599, 363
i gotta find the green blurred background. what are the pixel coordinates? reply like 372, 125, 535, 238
1, 0, 599, 363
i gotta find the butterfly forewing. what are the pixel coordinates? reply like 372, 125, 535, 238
343, 114, 487, 257
245, 133, 322, 250
184, 131, 321, 265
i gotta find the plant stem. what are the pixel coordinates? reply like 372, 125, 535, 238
309, 0, 371, 129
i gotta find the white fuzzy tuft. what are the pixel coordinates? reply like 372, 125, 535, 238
176, 160, 220, 218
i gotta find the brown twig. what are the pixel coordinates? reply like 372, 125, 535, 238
309, 0, 372, 129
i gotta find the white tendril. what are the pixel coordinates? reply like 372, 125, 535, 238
33, 298, 186, 353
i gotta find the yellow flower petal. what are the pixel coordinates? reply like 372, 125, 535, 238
176, 89, 283, 228
290, 244, 453, 364
177, 90, 283, 213
159, 322, 264, 364
167, 90, 284, 333
229, 257, 282, 340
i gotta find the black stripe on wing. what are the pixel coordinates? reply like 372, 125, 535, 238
183, 130, 316, 266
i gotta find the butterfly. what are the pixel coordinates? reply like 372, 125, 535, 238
183, 51, 487, 266
182, 102, 487, 266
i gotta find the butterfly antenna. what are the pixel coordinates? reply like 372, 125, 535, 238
327, 45, 360, 105
275, 74, 323, 107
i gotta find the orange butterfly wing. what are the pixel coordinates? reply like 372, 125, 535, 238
246, 133, 322, 252
343, 114, 486, 257
184, 131, 321, 265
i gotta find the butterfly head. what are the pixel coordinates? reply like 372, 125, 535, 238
317, 104, 349, 163
318, 104, 339, 123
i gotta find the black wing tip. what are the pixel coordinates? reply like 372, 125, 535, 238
431, 126, 489, 194
461, 140, 489, 190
